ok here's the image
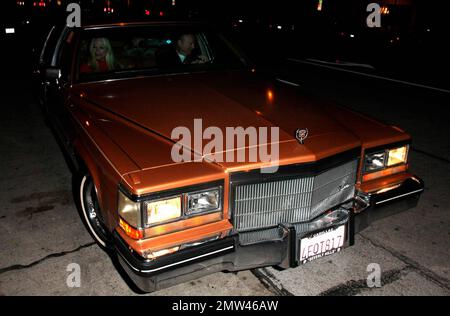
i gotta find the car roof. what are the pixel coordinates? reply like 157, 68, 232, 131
81, 20, 208, 30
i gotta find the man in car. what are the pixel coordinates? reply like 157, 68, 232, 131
156, 33, 209, 66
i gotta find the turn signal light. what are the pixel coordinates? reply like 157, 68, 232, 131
362, 164, 407, 182
119, 218, 143, 240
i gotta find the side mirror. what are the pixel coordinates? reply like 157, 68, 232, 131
45, 67, 61, 80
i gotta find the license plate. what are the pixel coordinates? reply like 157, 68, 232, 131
299, 225, 346, 264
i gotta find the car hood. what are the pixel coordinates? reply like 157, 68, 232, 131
73, 70, 406, 173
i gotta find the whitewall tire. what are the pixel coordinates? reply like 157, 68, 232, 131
79, 174, 112, 249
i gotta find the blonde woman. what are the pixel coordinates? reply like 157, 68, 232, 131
80, 37, 116, 73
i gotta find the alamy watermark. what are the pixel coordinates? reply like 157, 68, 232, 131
66, 263, 81, 288
366, 263, 382, 288
366, 3, 382, 28
171, 119, 280, 173
66, 3, 81, 27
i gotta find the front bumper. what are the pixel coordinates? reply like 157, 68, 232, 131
114, 175, 424, 292
353, 176, 424, 233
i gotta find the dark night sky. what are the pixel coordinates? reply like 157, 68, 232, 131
2, 0, 448, 25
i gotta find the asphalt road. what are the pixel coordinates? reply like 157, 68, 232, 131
0, 58, 449, 296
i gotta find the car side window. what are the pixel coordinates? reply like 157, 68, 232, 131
196, 34, 212, 61
55, 30, 76, 81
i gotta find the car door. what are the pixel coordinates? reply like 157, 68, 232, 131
34, 25, 63, 111
44, 27, 78, 154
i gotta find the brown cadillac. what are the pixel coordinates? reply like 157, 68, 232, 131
36, 21, 424, 292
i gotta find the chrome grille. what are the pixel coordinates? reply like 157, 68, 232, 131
232, 159, 358, 232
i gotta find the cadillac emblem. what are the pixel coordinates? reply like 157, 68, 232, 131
295, 128, 309, 144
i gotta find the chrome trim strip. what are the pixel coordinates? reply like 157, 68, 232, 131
375, 189, 424, 205
288, 58, 450, 94
276, 78, 300, 87
120, 245, 235, 274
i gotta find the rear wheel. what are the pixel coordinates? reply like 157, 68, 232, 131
77, 174, 113, 249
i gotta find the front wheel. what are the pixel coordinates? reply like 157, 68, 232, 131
76, 174, 113, 249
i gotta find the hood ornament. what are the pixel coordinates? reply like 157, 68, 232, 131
295, 128, 309, 144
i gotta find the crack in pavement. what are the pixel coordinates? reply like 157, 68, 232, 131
251, 268, 294, 296
252, 232, 450, 296
0, 242, 96, 275
318, 266, 412, 296
359, 233, 450, 291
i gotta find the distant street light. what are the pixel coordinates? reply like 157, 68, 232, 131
317, 0, 323, 11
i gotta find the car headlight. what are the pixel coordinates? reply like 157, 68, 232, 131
118, 181, 223, 234
186, 188, 221, 216
364, 151, 387, 172
364, 145, 409, 173
145, 196, 182, 226
387, 146, 408, 167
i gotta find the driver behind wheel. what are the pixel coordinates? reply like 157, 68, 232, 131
156, 33, 209, 66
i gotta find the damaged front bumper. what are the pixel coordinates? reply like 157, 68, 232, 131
114, 175, 424, 292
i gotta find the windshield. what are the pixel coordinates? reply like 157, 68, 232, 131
76, 24, 247, 82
